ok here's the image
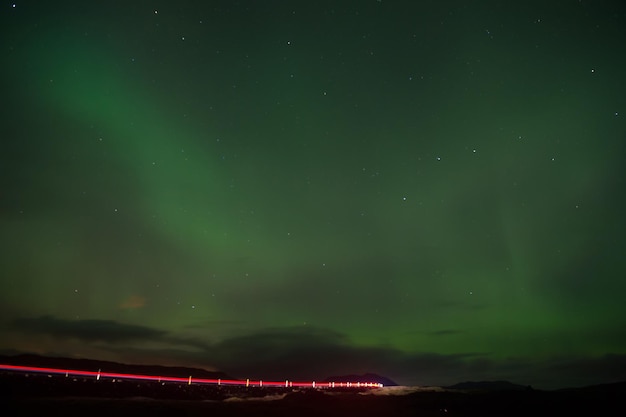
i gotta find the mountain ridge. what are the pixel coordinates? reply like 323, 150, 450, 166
444, 380, 532, 391
0, 353, 232, 380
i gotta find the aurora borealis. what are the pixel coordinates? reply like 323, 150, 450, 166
1, 1, 625, 389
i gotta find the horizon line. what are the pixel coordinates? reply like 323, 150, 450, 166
0, 364, 384, 389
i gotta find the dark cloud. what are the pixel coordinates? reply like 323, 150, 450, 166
11, 315, 167, 343
9, 315, 215, 353
183, 319, 248, 329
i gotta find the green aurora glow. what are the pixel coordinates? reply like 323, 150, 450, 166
1, 1, 625, 388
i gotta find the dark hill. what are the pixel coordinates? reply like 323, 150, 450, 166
445, 380, 532, 391
557, 380, 626, 394
0, 353, 232, 380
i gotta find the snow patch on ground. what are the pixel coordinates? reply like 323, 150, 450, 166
223, 393, 288, 402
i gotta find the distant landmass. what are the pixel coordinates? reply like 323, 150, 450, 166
0, 353, 233, 380
445, 380, 532, 391
2, 354, 625, 416
322, 373, 398, 386
0, 354, 397, 387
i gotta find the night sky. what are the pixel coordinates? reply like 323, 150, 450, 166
2, 1, 626, 389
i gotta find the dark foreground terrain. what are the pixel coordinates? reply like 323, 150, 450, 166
2, 372, 624, 416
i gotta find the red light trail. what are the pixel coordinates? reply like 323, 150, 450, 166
0, 364, 383, 389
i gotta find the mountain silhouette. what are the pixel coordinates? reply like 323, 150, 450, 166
445, 380, 532, 391
0, 353, 233, 380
